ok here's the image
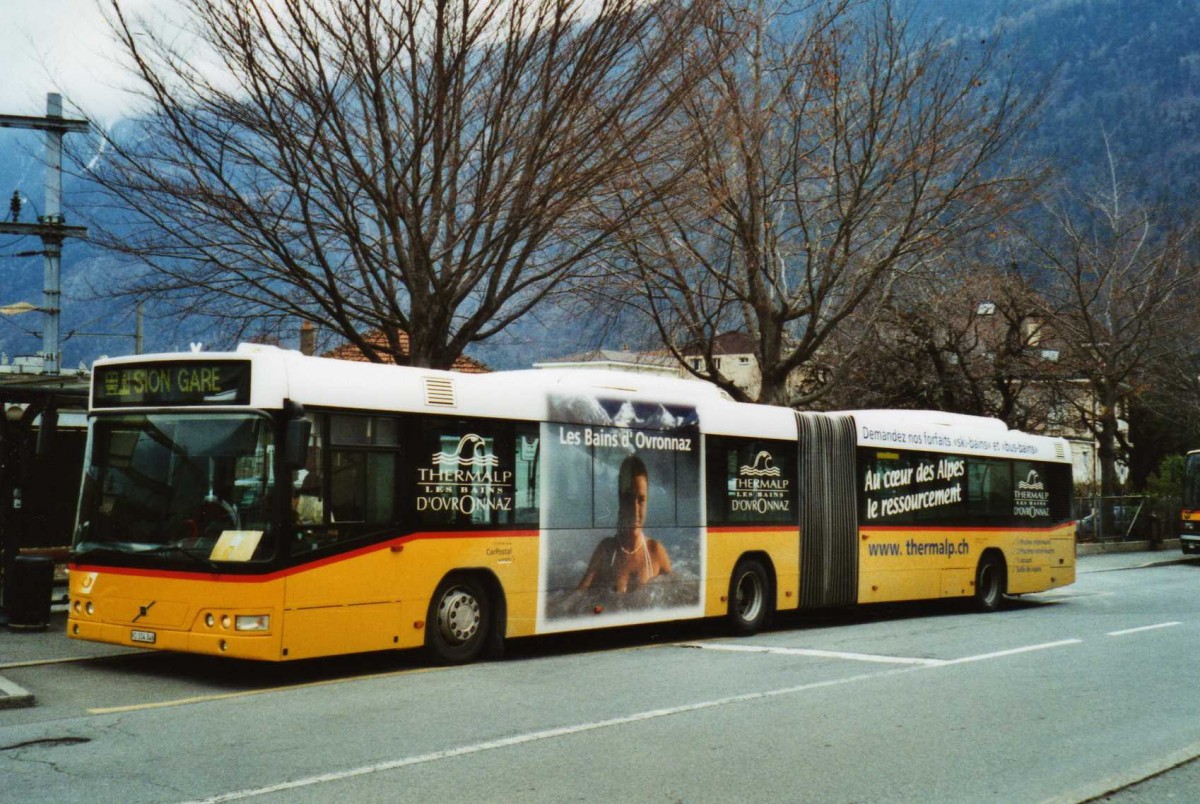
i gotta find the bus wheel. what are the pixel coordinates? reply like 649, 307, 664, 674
426, 575, 490, 664
727, 558, 771, 635
973, 555, 1005, 613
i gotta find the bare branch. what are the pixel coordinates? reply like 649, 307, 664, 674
77, 0, 709, 367
592, 0, 1044, 405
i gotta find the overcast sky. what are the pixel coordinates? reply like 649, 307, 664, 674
2, 0, 180, 125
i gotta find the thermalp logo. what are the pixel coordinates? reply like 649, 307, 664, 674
1018, 469, 1045, 491
1014, 468, 1050, 519
432, 434, 500, 468
739, 450, 781, 478
419, 434, 513, 515
732, 450, 790, 514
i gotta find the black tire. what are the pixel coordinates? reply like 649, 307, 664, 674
973, 555, 1005, 613
425, 574, 491, 665
727, 558, 772, 635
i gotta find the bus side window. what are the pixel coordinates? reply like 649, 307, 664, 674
292, 413, 329, 552
859, 450, 916, 525
330, 451, 396, 524
514, 426, 540, 525
707, 436, 795, 526
327, 414, 399, 537
1046, 463, 1073, 523
968, 459, 1012, 522
414, 417, 516, 529
292, 415, 325, 522
1013, 460, 1056, 525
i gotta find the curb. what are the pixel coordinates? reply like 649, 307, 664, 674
0, 674, 35, 709
1085, 555, 1200, 573
1077, 538, 1181, 556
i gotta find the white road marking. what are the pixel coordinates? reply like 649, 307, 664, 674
1030, 589, 1114, 600
0, 657, 97, 670
1106, 621, 1182, 637
678, 642, 947, 666
191, 636, 1086, 801
683, 638, 1082, 667
187, 667, 915, 803
938, 639, 1082, 665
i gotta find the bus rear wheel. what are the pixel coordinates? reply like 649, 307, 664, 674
973, 555, 1006, 613
727, 558, 771, 635
426, 574, 491, 664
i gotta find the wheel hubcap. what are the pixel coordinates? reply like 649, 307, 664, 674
438, 588, 481, 645
981, 565, 998, 604
735, 572, 762, 622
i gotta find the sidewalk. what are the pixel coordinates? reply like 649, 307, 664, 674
2, 546, 1198, 709
1075, 537, 1196, 572
0, 599, 141, 710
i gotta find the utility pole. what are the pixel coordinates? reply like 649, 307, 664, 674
0, 93, 89, 375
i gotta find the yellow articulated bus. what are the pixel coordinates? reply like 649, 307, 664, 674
68, 344, 1075, 663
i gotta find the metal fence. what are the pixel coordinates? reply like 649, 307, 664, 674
1074, 495, 1179, 543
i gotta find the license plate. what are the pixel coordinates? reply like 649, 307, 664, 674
130, 629, 157, 644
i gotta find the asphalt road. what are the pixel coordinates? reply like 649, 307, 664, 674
2, 559, 1198, 802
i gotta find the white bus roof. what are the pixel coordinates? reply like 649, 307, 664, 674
845, 409, 1071, 464
92, 345, 798, 438
90, 345, 1070, 460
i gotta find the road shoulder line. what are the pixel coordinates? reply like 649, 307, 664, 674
0, 674, 35, 709
678, 642, 946, 666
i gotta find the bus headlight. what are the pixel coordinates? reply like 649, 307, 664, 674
235, 615, 270, 632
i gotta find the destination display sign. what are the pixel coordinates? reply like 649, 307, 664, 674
93, 361, 251, 408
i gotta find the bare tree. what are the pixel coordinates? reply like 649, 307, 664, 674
1033, 144, 1200, 501
825, 254, 1063, 431
593, 0, 1043, 405
1141, 333, 1200, 441
80, 0, 707, 367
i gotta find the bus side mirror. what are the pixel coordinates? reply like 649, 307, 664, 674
285, 418, 311, 470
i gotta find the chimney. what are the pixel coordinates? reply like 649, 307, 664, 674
299, 321, 315, 356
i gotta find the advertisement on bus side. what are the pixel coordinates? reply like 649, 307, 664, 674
538, 393, 704, 631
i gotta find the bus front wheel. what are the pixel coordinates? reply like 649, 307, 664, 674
727, 558, 772, 635
973, 555, 1006, 613
426, 574, 491, 664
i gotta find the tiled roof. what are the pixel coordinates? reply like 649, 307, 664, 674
323, 330, 490, 373
701, 331, 757, 355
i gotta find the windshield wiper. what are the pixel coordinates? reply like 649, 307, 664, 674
71, 544, 130, 561
73, 542, 222, 571
141, 544, 220, 572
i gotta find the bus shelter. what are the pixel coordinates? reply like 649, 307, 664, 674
0, 374, 89, 625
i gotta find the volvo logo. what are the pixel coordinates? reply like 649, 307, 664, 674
131, 601, 156, 623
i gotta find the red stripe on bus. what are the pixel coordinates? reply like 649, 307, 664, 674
710, 523, 1073, 534
707, 526, 796, 534
69, 529, 539, 582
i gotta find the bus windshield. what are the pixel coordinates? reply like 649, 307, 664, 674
1185, 453, 1200, 510
74, 412, 277, 565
